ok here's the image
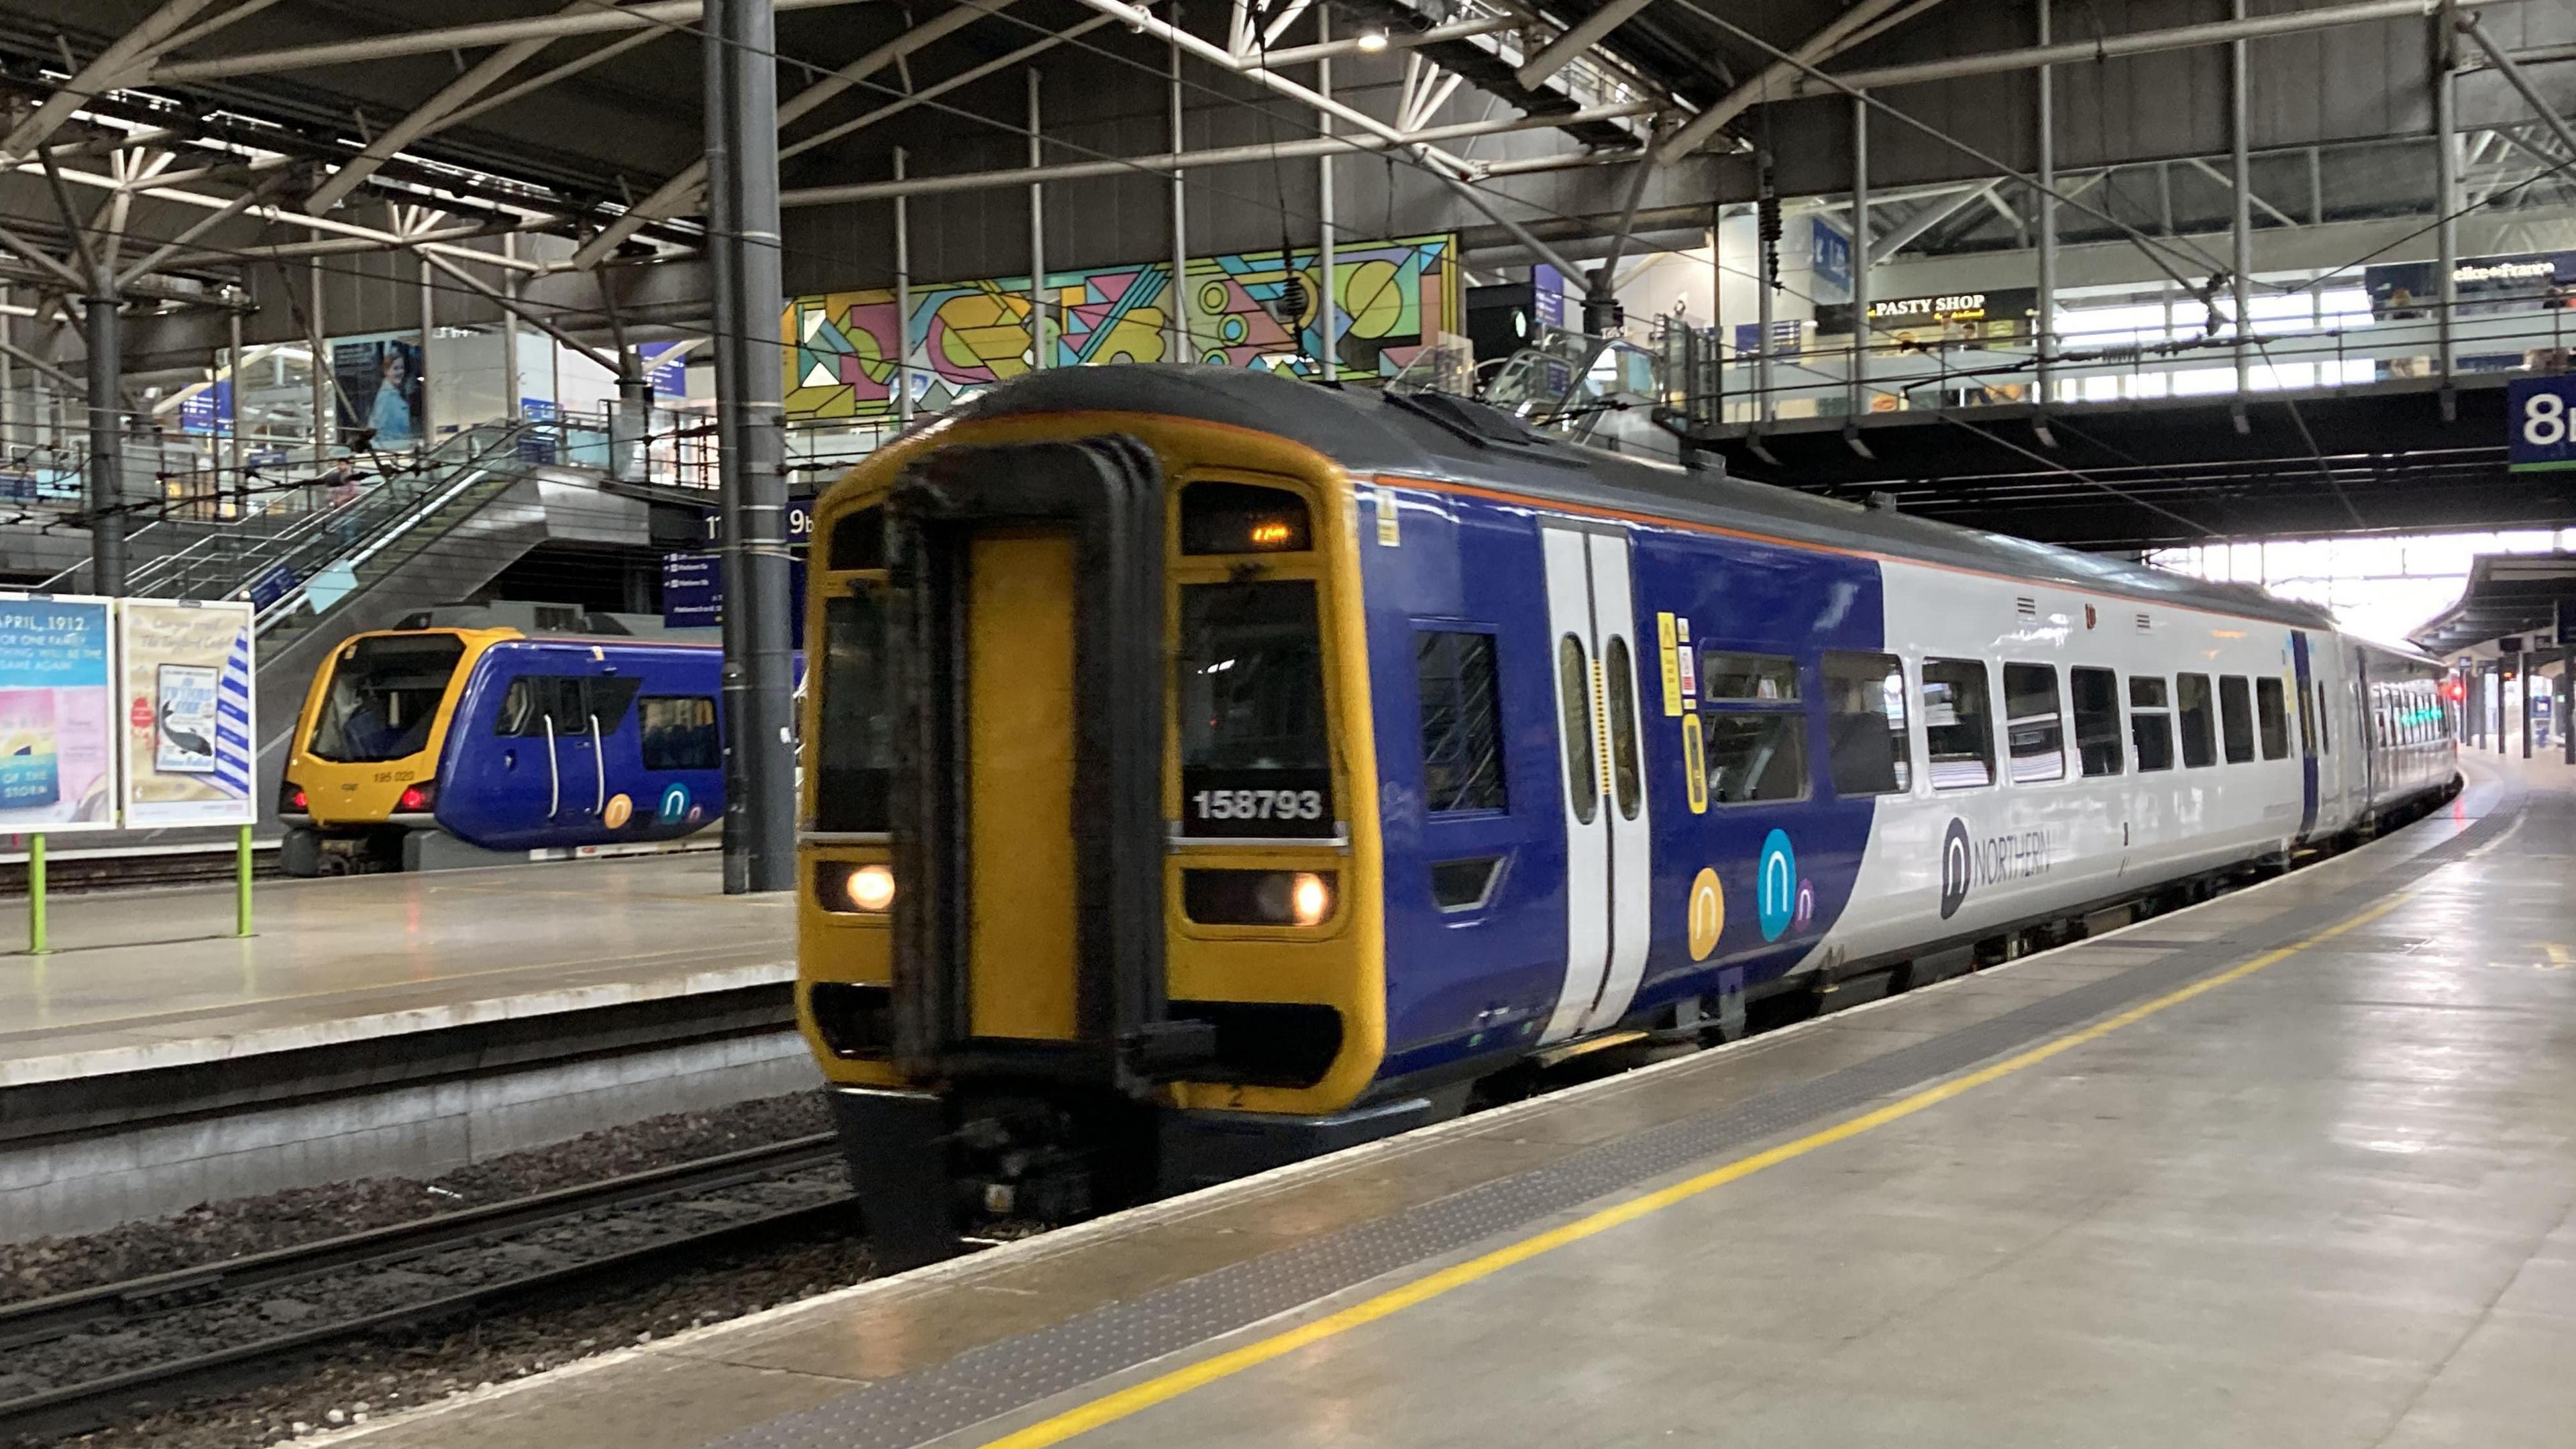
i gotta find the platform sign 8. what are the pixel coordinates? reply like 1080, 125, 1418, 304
2508, 376, 2576, 471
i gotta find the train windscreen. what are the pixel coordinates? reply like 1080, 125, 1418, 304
306, 634, 466, 763
816, 590, 893, 832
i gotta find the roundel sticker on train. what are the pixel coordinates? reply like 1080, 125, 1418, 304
1687, 868, 1725, 961
1939, 817, 1973, 919
659, 783, 692, 824
602, 793, 633, 829
1756, 830, 1797, 941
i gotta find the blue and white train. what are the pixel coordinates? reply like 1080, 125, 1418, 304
792, 367, 2459, 1261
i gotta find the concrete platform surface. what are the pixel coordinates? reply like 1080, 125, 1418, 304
315, 757, 2576, 1449
0, 855, 792, 1086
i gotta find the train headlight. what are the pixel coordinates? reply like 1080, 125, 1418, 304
1290, 871, 1330, 926
1183, 869, 1337, 927
817, 860, 896, 914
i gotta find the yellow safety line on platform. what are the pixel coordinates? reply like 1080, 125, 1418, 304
974, 888, 2419, 1449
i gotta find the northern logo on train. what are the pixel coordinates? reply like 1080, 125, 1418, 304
1938, 816, 1972, 920
602, 792, 633, 829
658, 782, 692, 824
1756, 829, 1797, 942
1686, 867, 1725, 961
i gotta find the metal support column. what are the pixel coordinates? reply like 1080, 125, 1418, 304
85, 284, 125, 594
309, 258, 328, 465
1708, 206, 1723, 423
1027, 68, 1047, 370
1170, 34, 1190, 364
417, 256, 435, 447
227, 307, 246, 517
1849, 91, 1870, 421
2434, 5, 2459, 402
894, 146, 913, 426
2522, 649, 2534, 759
1316, 11, 1338, 382
709, 0, 797, 894
2483, 659, 2504, 757
1756, 160, 1776, 426
2230, 0, 2253, 394
2563, 601, 2575, 765
2035, 0, 2057, 407
502, 235, 522, 421
1, 289, 14, 453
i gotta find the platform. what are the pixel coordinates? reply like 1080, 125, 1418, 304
321, 756, 2576, 1449
0, 855, 804, 1240
0, 853, 793, 1087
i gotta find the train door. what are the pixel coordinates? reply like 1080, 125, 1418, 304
2290, 632, 2320, 839
1536, 523, 1654, 1044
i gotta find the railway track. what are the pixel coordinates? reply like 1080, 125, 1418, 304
0, 846, 282, 898
0, 1134, 853, 1441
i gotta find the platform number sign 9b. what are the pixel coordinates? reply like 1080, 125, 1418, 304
2508, 376, 2576, 472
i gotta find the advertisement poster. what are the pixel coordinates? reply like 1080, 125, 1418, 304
120, 600, 256, 828
333, 333, 425, 449
0, 594, 117, 831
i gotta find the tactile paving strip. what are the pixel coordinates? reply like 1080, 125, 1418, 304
715, 798, 2521, 1449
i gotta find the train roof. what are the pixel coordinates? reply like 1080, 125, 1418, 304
942, 365, 2342, 633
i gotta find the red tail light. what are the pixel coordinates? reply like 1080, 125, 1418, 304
289, 788, 307, 810
398, 784, 432, 812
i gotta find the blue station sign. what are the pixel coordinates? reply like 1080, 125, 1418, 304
2507, 374, 2576, 471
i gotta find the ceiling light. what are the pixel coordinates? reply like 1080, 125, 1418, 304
1356, 29, 1390, 51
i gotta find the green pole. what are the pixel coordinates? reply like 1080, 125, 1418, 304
28, 833, 48, 956
235, 824, 253, 937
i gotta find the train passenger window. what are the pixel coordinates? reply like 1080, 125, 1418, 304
2002, 663, 2067, 784
2176, 673, 2217, 767
2292, 674, 2315, 756
1179, 580, 1334, 837
1180, 481, 1311, 555
2256, 678, 2290, 759
2219, 676, 2256, 763
640, 696, 721, 771
816, 590, 894, 833
1821, 651, 1910, 796
1701, 712, 1807, 804
1698, 651, 1798, 701
2129, 676, 2175, 771
1557, 635, 1599, 824
495, 676, 636, 736
308, 633, 464, 763
586, 678, 641, 732
1921, 659, 1995, 789
1603, 637, 1644, 820
2069, 667, 2124, 777
1414, 631, 1507, 814
2314, 682, 2331, 753
494, 676, 575, 737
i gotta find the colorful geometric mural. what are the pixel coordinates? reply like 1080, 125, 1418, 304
784, 232, 1460, 423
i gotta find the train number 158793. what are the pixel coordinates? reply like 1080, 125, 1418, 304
1191, 788, 1325, 822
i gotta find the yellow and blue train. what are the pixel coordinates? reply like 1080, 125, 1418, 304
280, 625, 728, 873
796, 366, 2459, 1263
